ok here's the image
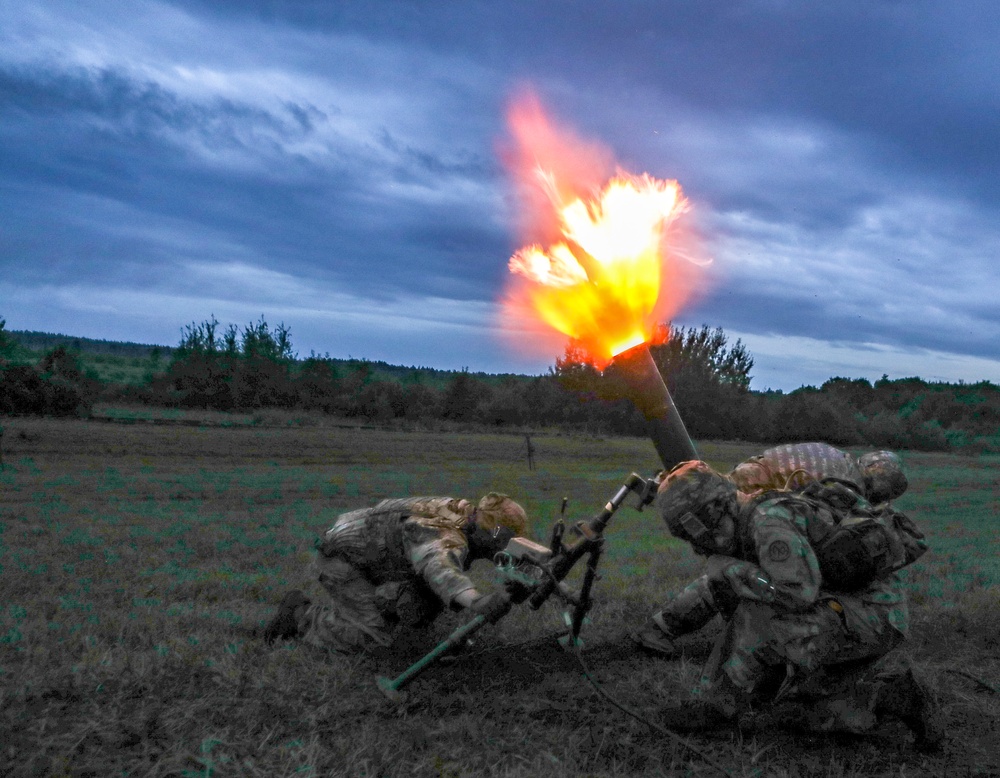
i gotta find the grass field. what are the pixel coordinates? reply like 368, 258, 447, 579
1, 415, 998, 777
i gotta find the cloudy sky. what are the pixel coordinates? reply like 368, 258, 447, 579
2, 1, 998, 391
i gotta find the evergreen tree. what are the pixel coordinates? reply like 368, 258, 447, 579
441, 370, 486, 422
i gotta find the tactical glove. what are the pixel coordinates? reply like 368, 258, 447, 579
502, 577, 533, 603
469, 592, 512, 624
705, 555, 776, 610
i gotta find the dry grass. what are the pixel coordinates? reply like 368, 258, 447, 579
0, 415, 998, 777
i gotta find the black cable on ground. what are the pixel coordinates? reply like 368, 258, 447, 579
435, 605, 733, 776
944, 668, 999, 695
571, 643, 735, 778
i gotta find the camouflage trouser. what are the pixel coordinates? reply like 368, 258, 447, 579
696, 593, 907, 724
297, 554, 443, 652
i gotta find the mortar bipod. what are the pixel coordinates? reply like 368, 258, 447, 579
554, 472, 659, 648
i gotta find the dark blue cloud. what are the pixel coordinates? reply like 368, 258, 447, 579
688, 279, 1000, 366
0, 58, 508, 300
1, 0, 997, 389
172, 1, 1000, 201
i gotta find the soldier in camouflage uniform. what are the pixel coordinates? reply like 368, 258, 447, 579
263, 493, 528, 651
635, 444, 909, 656
727, 441, 908, 505
638, 461, 941, 749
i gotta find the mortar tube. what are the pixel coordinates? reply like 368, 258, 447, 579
609, 342, 698, 472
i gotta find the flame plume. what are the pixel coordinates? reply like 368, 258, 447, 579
501, 91, 702, 369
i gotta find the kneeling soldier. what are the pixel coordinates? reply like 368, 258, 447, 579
263, 493, 527, 651
637, 461, 941, 749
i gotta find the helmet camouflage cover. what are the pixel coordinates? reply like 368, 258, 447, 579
656, 461, 739, 545
475, 492, 529, 537
858, 450, 908, 503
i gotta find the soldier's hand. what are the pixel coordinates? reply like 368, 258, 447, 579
706, 556, 776, 605
502, 578, 533, 603
729, 568, 776, 603
470, 592, 512, 624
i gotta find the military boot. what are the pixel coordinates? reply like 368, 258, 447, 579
630, 613, 680, 657
263, 590, 311, 644
874, 668, 945, 751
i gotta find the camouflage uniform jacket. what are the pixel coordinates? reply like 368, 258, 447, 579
317, 497, 478, 607
728, 493, 908, 637
728, 442, 865, 496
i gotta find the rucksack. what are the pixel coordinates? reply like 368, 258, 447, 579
746, 479, 928, 591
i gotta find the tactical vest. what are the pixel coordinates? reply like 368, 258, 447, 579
738, 479, 928, 591
318, 497, 472, 568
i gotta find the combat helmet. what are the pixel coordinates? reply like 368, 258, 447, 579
656, 460, 739, 547
475, 492, 529, 538
858, 450, 908, 503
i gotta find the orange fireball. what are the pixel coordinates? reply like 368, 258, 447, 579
501, 91, 703, 368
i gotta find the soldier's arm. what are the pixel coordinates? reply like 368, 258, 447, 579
403, 520, 479, 607
751, 503, 822, 611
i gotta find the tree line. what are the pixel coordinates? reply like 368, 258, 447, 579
1, 315, 997, 454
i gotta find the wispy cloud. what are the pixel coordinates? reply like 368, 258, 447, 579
1, 0, 998, 389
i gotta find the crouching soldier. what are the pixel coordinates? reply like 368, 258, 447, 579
263, 493, 528, 651
635, 461, 941, 749
727, 441, 908, 506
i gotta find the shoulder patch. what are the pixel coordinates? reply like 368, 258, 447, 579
767, 540, 791, 562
